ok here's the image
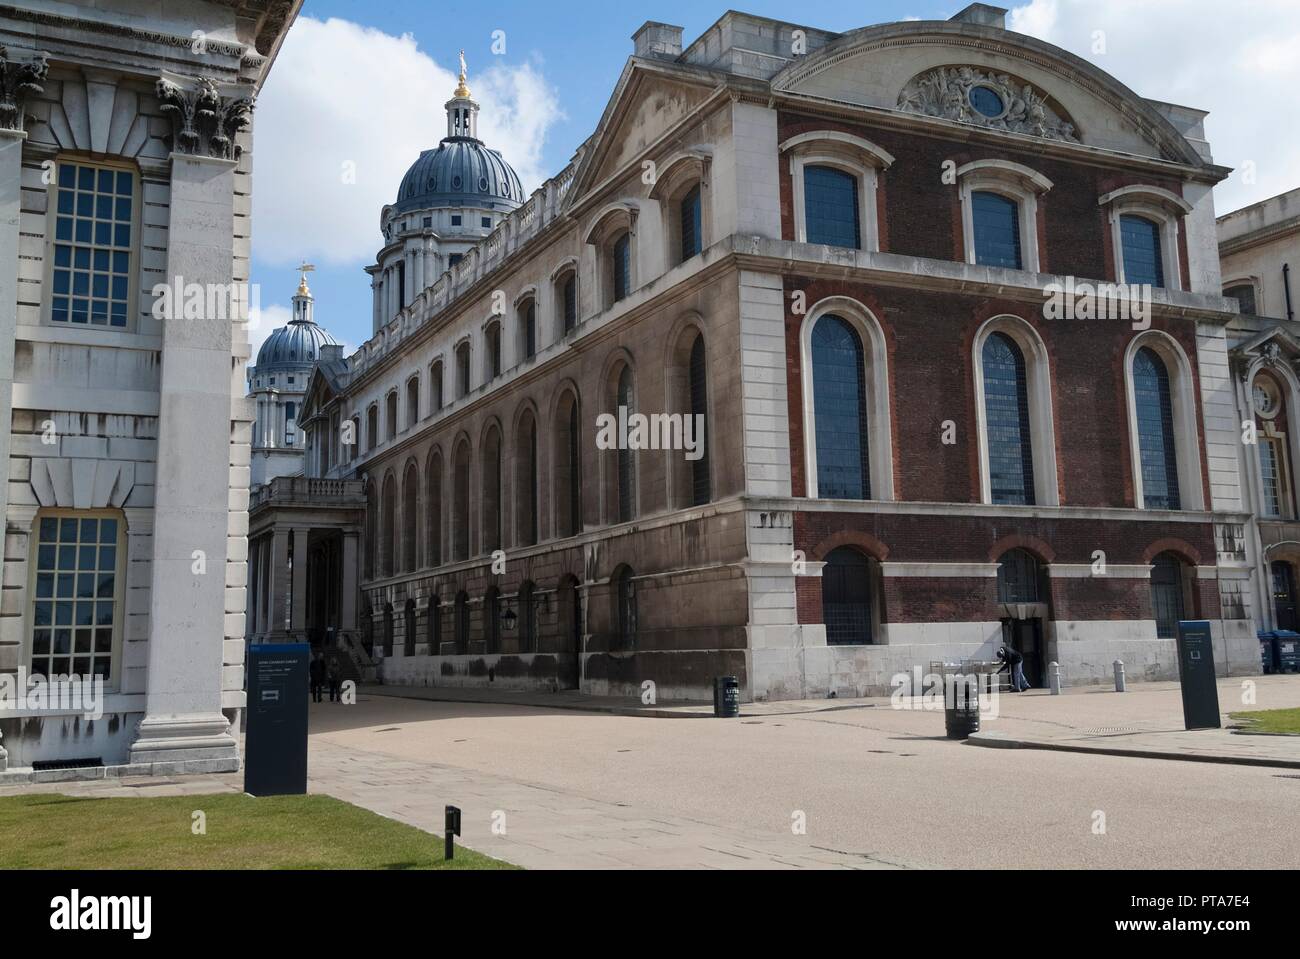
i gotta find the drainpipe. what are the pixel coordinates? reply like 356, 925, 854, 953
1285, 264, 1294, 322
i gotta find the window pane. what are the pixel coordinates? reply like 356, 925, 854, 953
822, 548, 872, 645
811, 315, 870, 499
1224, 284, 1256, 316
972, 191, 1022, 269
1259, 439, 1283, 518
689, 335, 711, 505
982, 332, 1035, 505
50, 162, 134, 328
612, 233, 631, 301
1121, 215, 1165, 287
29, 512, 119, 681
804, 166, 860, 249
680, 184, 702, 261
1133, 347, 1181, 510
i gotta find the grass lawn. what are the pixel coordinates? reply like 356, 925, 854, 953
0, 793, 517, 870
1229, 707, 1300, 735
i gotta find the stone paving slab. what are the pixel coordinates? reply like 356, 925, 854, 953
968, 724, 1300, 767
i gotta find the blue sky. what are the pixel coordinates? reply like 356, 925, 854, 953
247, 0, 1298, 357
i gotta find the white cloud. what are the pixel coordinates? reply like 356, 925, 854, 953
1008, 0, 1300, 215
244, 302, 291, 374
250, 16, 563, 268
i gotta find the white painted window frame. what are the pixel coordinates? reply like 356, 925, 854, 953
781, 132, 894, 254
1122, 330, 1205, 511
1099, 185, 1191, 292
957, 160, 1053, 274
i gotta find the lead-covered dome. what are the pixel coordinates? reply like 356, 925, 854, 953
256, 317, 338, 370
394, 136, 525, 213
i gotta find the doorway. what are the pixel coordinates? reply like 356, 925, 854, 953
1003, 618, 1045, 688
1272, 560, 1298, 631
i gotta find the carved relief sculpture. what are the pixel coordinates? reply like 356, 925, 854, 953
897, 66, 1078, 143
0, 45, 49, 133
156, 76, 255, 160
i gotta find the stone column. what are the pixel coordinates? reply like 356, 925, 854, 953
341, 531, 359, 631
291, 526, 308, 639
129, 151, 241, 771
269, 526, 290, 636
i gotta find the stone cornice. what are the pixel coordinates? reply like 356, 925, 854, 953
0, 4, 250, 59
1218, 215, 1300, 259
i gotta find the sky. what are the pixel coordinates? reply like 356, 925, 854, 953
247, 0, 1300, 360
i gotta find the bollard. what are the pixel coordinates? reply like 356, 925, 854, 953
1113, 659, 1127, 692
444, 804, 461, 861
1049, 661, 1061, 695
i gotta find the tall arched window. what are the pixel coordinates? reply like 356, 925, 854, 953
613, 565, 636, 651
454, 590, 469, 653
997, 549, 1042, 603
482, 426, 502, 552
452, 439, 471, 561
364, 480, 376, 579
430, 360, 444, 412
406, 377, 419, 427
427, 595, 441, 654
811, 314, 870, 499
1150, 552, 1187, 638
380, 473, 396, 576
982, 332, 1035, 506
822, 547, 874, 645
403, 599, 416, 656
555, 390, 582, 537
455, 342, 471, 398
971, 191, 1022, 269
612, 232, 631, 302
803, 165, 860, 249
402, 463, 419, 572
515, 409, 538, 546
485, 585, 501, 654
485, 321, 502, 379
689, 334, 711, 505
519, 581, 537, 653
382, 602, 394, 657
679, 184, 703, 262
385, 391, 398, 441
557, 270, 578, 334
1133, 347, 1181, 510
1120, 215, 1165, 287
426, 451, 442, 566
518, 298, 536, 361
616, 365, 636, 522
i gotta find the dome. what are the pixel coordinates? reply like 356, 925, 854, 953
394, 137, 525, 214
255, 316, 338, 371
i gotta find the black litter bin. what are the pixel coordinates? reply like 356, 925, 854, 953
943, 673, 981, 739
1277, 630, 1300, 673
713, 676, 740, 718
1259, 631, 1279, 674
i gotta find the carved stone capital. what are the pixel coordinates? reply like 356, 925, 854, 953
0, 46, 49, 133
156, 75, 255, 161
897, 66, 1079, 144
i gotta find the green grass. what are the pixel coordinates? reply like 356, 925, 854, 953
0, 793, 517, 870
1229, 707, 1300, 735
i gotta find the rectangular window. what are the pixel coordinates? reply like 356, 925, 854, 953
612, 233, 631, 302
50, 161, 136, 328
451, 215, 462, 227
972, 191, 1022, 269
803, 165, 860, 249
284, 401, 296, 447
431, 363, 443, 411
1121, 215, 1165, 287
680, 184, 703, 261
481, 217, 492, 229
1260, 438, 1285, 518
31, 512, 122, 682
562, 274, 577, 332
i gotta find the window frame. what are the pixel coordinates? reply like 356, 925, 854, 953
1099, 185, 1191, 292
1122, 331, 1205, 511
780, 131, 893, 254
957, 160, 1052, 274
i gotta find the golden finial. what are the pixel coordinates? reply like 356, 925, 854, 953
296, 261, 315, 297
454, 49, 471, 98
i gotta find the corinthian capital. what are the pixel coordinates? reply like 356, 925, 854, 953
156, 75, 255, 161
0, 46, 49, 134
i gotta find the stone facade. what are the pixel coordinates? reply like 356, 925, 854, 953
278, 6, 1260, 704
0, 0, 300, 773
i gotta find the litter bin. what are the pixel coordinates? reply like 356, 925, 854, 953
943, 671, 981, 739
1277, 630, 1300, 673
713, 676, 740, 718
1259, 631, 1278, 674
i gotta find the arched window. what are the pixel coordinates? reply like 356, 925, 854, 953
380, 473, 396, 576
385, 391, 398, 440
1224, 283, 1257, 316
406, 377, 419, 426
997, 549, 1042, 603
364, 481, 376, 579
558, 270, 578, 334
430, 360, 444, 412
515, 409, 538, 546
519, 581, 537, 653
555, 390, 582, 537
822, 547, 874, 645
811, 314, 870, 499
454, 590, 469, 653
612, 232, 631, 302
403, 599, 416, 656
1120, 215, 1165, 287
616, 365, 636, 522
971, 191, 1022, 269
482, 426, 502, 552
485, 321, 502, 379
366, 405, 378, 451
427, 595, 441, 654
1150, 552, 1188, 639
803, 165, 860, 249
613, 565, 636, 650
426, 451, 442, 566
679, 184, 703, 262
452, 439, 471, 561
689, 334, 711, 505
402, 463, 419, 571
382, 602, 394, 657
485, 585, 501, 654
982, 332, 1035, 506
1133, 347, 1181, 510
455, 341, 471, 398
518, 298, 536, 361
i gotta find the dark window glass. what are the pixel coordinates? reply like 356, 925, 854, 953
568, 402, 581, 536
680, 184, 702, 261
30, 513, 119, 680
615, 568, 636, 650
822, 547, 872, 645
562, 274, 577, 332
1224, 284, 1256, 316
689, 335, 711, 505
521, 301, 536, 359
972, 191, 1022, 269
455, 592, 469, 652
431, 363, 443, 411
520, 582, 537, 653
969, 86, 1005, 118
428, 596, 441, 652
487, 324, 501, 377
612, 233, 631, 302
382, 604, 393, 657
451, 215, 462, 226
811, 315, 870, 499
803, 165, 859, 249
456, 345, 470, 397
997, 549, 1041, 603
1121, 215, 1165, 287
617, 367, 635, 522
51, 162, 133, 328
1133, 347, 1181, 510
486, 588, 501, 653
982, 332, 1035, 505
404, 600, 416, 656
1150, 553, 1186, 639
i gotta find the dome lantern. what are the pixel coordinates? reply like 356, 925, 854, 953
446, 50, 479, 140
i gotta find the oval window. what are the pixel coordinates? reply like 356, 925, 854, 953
969, 85, 1004, 118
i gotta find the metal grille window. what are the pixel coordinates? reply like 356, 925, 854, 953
971, 191, 1022, 269
520, 301, 536, 360
617, 366, 635, 522
982, 332, 1035, 505
997, 549, 1041, 603
612, 232, 631, 302
1133, 347, 1181, 510
50, 161, 134, 328
1224, 284, 1257, 316
1150, 553, 1186, 639
562, 273, 577, 332
1259, 438, 1284, 518
803, 165, 860, 249
680, 184, 703, 262
812, 315, 870, 499
31, 513, 121, 681
1121, 215, 1165, 287
822, 547, 872, 645
689, 334, 711, 505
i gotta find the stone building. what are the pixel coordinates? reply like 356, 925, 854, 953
0, 0, 300, 773
1217, 188, 1300, 637
273, 4, 1259, 703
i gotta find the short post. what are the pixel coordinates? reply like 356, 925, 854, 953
444, 804, 461, 861
1113, 659, 1126, 693
1049, 661, 1061, 695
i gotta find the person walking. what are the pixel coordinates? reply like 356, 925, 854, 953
996, 644, 1031, 692
309, 652, 325, 703
327, 657, 343, 703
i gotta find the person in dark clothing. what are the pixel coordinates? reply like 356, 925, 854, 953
996, 644, 1030, 692
308, 653, 325, 703
327, 657, 342, 703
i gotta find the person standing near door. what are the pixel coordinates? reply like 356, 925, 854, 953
996, 645, 1030, 692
